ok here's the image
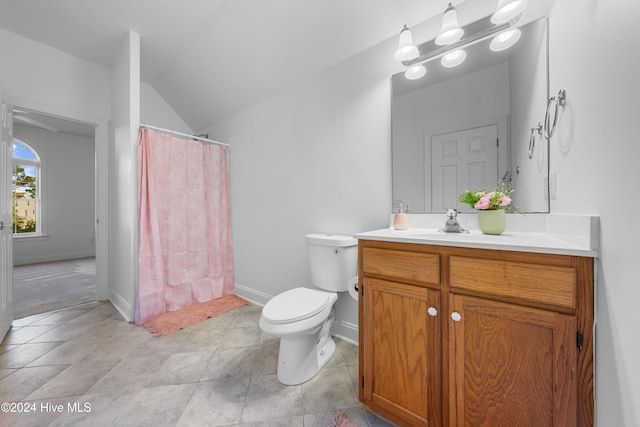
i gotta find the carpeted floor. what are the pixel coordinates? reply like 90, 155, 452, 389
12, 257, 96, 319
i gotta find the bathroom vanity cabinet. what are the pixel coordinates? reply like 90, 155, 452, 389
357, 239, 594, 427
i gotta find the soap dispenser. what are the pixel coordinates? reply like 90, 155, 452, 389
393, 203, 409, 230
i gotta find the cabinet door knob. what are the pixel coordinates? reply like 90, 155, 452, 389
427, 307, 438, 317
451, 312, 462, 322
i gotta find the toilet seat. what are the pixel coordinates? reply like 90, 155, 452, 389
262, 287, 335, 324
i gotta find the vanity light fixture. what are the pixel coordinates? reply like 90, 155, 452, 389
405, 63, 427, 80
394, 25, 420, 61
441, 49, 467, 68
435, 3, 464, 46
490, 28, 521, 51
491, 0, 528, 24
395, 0, 527, 80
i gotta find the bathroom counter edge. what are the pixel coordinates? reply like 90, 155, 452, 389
354, 228, 598, 257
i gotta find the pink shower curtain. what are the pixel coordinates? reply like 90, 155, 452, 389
135, 128, 234, 325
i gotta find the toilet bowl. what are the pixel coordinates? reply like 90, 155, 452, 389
259, 287, 338, 385
259, 233, 358, 385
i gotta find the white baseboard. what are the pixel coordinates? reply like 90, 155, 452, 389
333, 320, 359, 345
234, 283, 272, 306
13, 251, 96, 266
110, 290, 133, 323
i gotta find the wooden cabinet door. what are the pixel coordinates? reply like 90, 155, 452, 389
449, 295, 577, 427
360, 277, 441, 427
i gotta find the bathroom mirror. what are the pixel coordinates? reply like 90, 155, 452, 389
391, 17, 549, 214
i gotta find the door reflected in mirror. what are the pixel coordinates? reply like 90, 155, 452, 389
391, 17, 549, 214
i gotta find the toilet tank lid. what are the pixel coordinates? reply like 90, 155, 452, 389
306, 233, 357, 247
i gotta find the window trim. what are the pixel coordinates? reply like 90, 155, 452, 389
12, 139, 43, 237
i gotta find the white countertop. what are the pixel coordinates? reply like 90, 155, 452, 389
355, 214, 599, 257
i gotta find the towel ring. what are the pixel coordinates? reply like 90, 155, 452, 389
543, 89, 567, 139
529, 122, 543, 159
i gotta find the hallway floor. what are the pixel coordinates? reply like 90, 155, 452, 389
0, 301, 393, 426
13, 258, 96, 319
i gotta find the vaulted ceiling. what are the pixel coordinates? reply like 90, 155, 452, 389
0, 0, 445, 132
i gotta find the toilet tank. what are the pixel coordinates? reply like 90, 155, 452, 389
306, 233, 358, 292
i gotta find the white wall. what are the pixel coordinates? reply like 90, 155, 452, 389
0, 25, 202, 319
0, 26, 111, 301
110, 36, 192, 323
13, 124, 95, 265
204, 0, 639, 425
201, 0, 552, 342
509, 17, 549, 212
202, 35, 398, 341
548, 1, 640, 425
141, 82, 193, 134
109, 31, 140, 322
0, 28, 110, 120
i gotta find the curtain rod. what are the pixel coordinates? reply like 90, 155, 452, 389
139, 123, 229, 148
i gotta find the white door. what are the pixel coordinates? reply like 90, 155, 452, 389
0, 87, 13, 341
430, 124, 498, 213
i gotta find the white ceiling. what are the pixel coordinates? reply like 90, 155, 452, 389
0, 0, 446, 132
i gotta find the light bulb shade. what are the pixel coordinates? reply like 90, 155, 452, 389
490, 28, 522, 51
489, 28, 522, 52
436, 4, 464, 46
491, 0, 528, 24
405, 64, 427, 80
394, 25, 419, 61
441, 49, 467, 68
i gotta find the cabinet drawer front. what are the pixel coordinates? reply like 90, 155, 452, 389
449, 256, 576, 311
363, 247, 440, 286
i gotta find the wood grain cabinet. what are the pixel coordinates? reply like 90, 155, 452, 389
358, 240, 594, 427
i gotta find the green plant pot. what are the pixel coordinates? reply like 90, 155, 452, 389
477, 209, 507, 235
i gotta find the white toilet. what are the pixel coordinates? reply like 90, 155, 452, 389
259, 233, 358, 385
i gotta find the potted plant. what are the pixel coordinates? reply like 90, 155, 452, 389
458, 181, 513, 234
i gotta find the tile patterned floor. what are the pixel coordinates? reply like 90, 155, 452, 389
0, 302, 395, 426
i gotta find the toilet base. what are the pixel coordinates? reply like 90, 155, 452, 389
317, 336, 336, 370
276, 333, 336, 385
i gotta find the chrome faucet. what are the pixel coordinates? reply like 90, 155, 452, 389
439, 208, 469, 233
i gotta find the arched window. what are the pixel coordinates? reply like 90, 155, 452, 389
12, 139, 41, 235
